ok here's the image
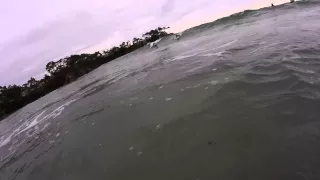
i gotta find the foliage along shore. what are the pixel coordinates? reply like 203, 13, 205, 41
0, 27, 171, 121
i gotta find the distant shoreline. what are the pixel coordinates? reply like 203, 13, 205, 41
0, 27, 171, 121
0, 0, 314, 121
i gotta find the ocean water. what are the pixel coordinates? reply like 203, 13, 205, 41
1, 1, 320, 179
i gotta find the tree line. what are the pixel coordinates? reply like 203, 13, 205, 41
0, 27, 170, 121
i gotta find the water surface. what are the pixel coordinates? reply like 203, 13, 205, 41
1, 1, 320, 179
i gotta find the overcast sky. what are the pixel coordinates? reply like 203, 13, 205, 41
0, 0, 288, 85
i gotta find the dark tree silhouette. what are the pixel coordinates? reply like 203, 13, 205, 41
0, 27, 170, 121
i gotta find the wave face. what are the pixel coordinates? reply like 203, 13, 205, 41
182, 0, 320, 37
1, 1, 320, 180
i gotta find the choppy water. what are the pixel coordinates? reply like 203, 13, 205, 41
1, 1, 320, 179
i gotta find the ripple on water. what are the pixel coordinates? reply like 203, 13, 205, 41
0, 98, 78, 152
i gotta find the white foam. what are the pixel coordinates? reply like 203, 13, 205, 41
186, 66, 203, 73
209, 80, 219, 85
21, 110, 47, 133
0, 136, 11, 148
41, 123, 51, 131
0, 98, 78, 149
200, 51, 225, 57
198, 40, 238, 55
24, 99, 78, 133
164, 54, 195, 63
165, 98, 172, 101
218, 40, 237, 48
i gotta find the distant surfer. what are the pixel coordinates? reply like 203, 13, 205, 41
271, 3, 274, 7
149, 38, 161, 49
174, 33, 181, 41
149, 42, 158, 48
290, 0, 294, 3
